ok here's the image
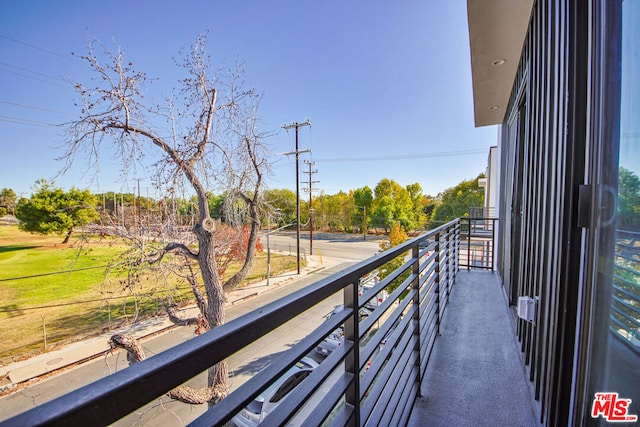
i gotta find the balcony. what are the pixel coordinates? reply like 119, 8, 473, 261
2, 218, 539, 426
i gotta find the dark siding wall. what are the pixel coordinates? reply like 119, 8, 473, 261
498, 1, 585, 425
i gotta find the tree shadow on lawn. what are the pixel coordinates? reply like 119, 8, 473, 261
40, 301, 165, 351
0, 244, 39, 253
0, 303, 24, 317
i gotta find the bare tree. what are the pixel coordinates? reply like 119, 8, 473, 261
62, 33, 269, 404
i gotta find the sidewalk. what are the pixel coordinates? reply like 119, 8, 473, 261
0, 254, 339, 393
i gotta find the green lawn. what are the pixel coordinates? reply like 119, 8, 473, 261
0, 225, 297, 364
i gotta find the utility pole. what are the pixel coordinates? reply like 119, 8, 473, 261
303, 160, 319, 255
361, 205, 367, 240
283, 119, 311, 274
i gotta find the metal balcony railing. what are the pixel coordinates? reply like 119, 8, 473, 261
613, 230, 640, 353
459, 217, 497, 271
3, 219, 465, 427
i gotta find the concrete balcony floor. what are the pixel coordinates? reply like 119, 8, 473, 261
408, 270, 539, 426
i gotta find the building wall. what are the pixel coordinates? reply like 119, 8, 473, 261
496, 1, 639, 425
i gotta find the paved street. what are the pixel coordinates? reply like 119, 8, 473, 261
0, 233, 383, 425
265, 230, 384, 261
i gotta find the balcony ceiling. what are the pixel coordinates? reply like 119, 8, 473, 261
467, 0, 534, 127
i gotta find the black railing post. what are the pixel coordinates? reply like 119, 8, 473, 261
491, 218, 496, 271
454, 220, 461, 276
412, 242, 422, 396
435, 232, 441, 334
442, 228, 451, 305
343, 281, 360, 426
467, 218, 471, 270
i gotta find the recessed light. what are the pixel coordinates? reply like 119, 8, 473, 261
489, 105, 499, 110
492, 58, 507, 66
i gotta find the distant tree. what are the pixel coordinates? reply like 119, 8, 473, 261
264, 188, 296, 227
618, 167, 640, 231
353, 186, 373, 232
323, 191, 354, 232
371, 178, 414, 231
0, 188, 17, 215
430, 174, 485, 224
15, 180, 99, 244
406, 182, 428, 230
208, 192, 226, 221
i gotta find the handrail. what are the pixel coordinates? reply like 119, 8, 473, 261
459, 217, 498, 270
3, 219, 463, 427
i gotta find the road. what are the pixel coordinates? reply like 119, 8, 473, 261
0, 234, 384, 425
265, 230, 384, 261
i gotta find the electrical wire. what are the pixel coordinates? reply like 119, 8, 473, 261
0, 100, 74, 116
0, 61, 67, 82
0, 33, 80, 62
315, 149, 487, 163
0, 66, 68, 88
0, 115, 57, 128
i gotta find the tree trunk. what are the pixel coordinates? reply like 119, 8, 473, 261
194, 219, 228, 404
62, 229, 73, 244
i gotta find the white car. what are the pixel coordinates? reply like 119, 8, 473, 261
231, 357, 319, 426
315, 306, 372, 357
359, 282, 389, 310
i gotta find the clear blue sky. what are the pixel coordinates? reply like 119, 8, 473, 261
0, 1, 498, 199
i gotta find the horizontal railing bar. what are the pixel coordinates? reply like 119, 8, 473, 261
612, 283, 640, 302
300, 371, 354, 427
391, 358, 419, 427
361, 316, 415, 418
360, 274, 414, 338
367, 336, 416, 425
610, 304, 640, 330
360, 294, 411, 373
330, 402, 355, 427
421, 323, 438, 373
614, 252, 640, 265
399, 382, 420, 426
360, 306, 414, 396
610, 317, 639, 340
614, 264, 640, 278
191, 310, 348, 426
260, 347, 349, 427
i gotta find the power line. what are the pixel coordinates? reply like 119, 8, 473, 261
0, 61, 67, 82
0, 115, 57, 128
0, 66, 68, 88
315, 149, 487, 162
0, 100, 74, 116
0, 33, 80, 62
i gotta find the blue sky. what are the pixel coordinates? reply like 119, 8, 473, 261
0, 1, 498, 199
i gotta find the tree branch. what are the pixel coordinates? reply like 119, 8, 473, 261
147, 242, 199, 264
166, 304, 198, 326
109, 334, 221, 404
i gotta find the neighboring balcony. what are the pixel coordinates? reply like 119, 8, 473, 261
3, 218, 540, 426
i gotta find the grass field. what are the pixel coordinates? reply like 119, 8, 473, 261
0, 225, 297, 365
